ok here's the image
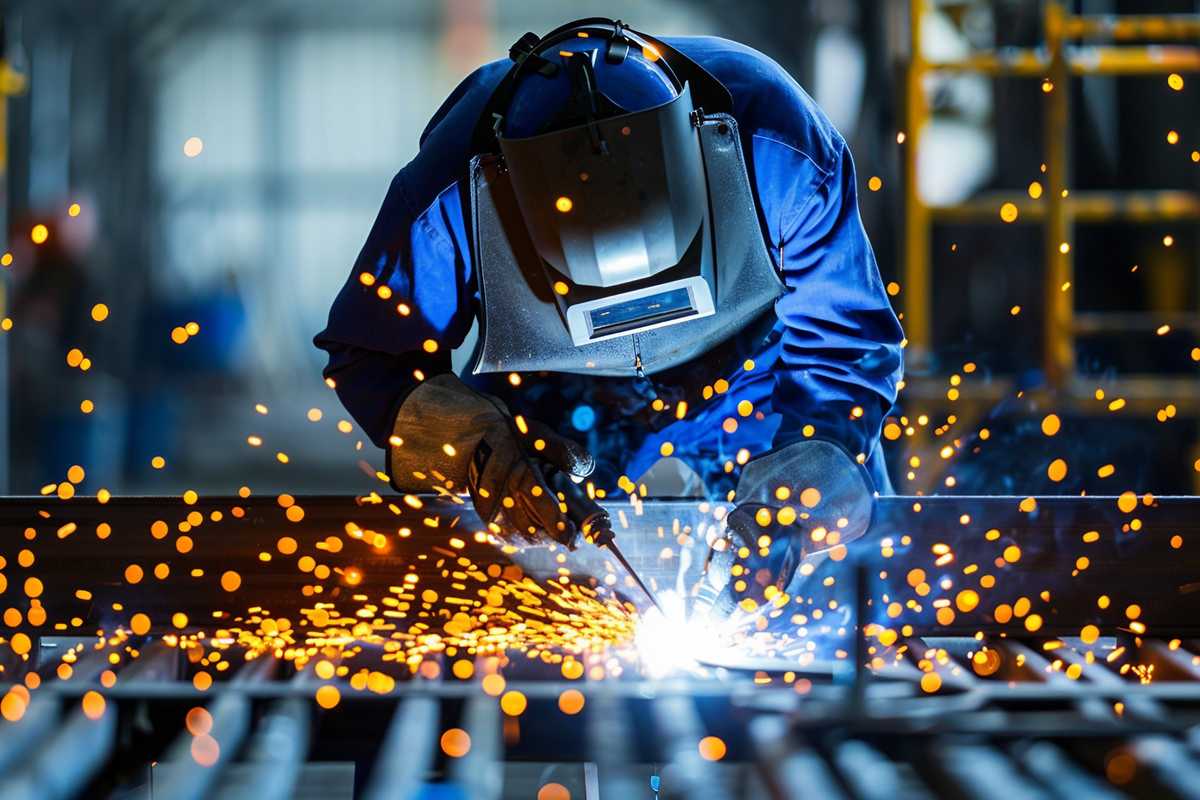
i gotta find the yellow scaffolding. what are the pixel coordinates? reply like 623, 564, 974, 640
903, 1, 1200, 389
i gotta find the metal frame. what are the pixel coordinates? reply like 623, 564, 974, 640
903, 1, 1200, 388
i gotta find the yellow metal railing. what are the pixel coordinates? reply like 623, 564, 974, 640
902, 1, 1200, 387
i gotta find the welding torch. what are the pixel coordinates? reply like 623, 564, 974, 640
545, 469, 664, 613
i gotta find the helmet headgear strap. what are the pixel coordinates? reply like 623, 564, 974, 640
605, 20, 630, 64
469, 17, 734, 155
566, 56, 609, 155
508, 31, 560, 77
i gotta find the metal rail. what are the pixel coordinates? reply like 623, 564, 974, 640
0, 653, 1198, 797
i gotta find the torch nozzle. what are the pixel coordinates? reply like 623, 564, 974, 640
584, 515, 663, 614
602, 535, 664, 615
545, 467, 663, 614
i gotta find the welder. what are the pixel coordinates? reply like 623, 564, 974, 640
315, 18, 903, 610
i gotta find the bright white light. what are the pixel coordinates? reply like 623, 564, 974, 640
634, 591, 737, 676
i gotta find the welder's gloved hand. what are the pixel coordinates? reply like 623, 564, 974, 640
706, 440, 875, 616
387, 373, 595, 546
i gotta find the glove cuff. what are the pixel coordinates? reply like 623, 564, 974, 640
386, 373, 505, 491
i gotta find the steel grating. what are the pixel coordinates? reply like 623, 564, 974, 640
0, 494, 1198, 798
3, 642, 1200, 798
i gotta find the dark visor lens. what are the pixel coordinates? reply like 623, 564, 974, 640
499, 84, 706, 288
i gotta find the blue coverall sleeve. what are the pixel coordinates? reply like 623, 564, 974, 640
771, 138, 904, 461
313, 174, 474, 448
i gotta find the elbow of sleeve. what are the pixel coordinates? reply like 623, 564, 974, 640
320, 347, 450, 449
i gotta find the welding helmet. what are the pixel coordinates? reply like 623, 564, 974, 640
467, 19, 784, 377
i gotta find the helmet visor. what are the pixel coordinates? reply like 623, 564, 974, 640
499, 84, 706, 288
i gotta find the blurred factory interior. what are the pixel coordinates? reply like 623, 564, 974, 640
0, 0, 1197, 497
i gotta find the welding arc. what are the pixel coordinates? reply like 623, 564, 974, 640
545, 467, 664, 613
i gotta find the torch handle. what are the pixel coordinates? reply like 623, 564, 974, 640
543, 467, 612, 546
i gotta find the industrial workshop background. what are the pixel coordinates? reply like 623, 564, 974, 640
0, 0, 1197, 498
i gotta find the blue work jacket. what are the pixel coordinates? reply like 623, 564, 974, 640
315, 36, 904, 495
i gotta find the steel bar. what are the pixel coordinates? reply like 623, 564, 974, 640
975, 639, 1063, 685
1014, 740, 1124, 800
902, 637, 977, 693
926, 190, 1200, 223
651, 688, 731, 800
0, 697, 117, 800
920, 46, 1200, 76
831, 738, 929, 800
923, 741, 1052, 800
39, 645, 110, 685
583, 686, 644, 797
115, 641, 179, 683
1044, 1, 1074, 388
1127, 735, 1200, 800
0, 672, 1198, 797
0, 696, 57, 776
750, 715, 847, 800
449, 695, 502, 800
1074, 311, 1200, 334
230, 653, 280, 685
216, 696, 312, 800
902, 0, 932, 364
148, 691, 253, 800
899, 374, 1200, 415
361, 696, 439, 800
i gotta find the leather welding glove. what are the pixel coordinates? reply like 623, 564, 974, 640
706, 440, 875, 615
387, 373, 595, 546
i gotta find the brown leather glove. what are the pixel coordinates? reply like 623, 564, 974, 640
706, 440, 875, 615
387, 373, 595, 545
